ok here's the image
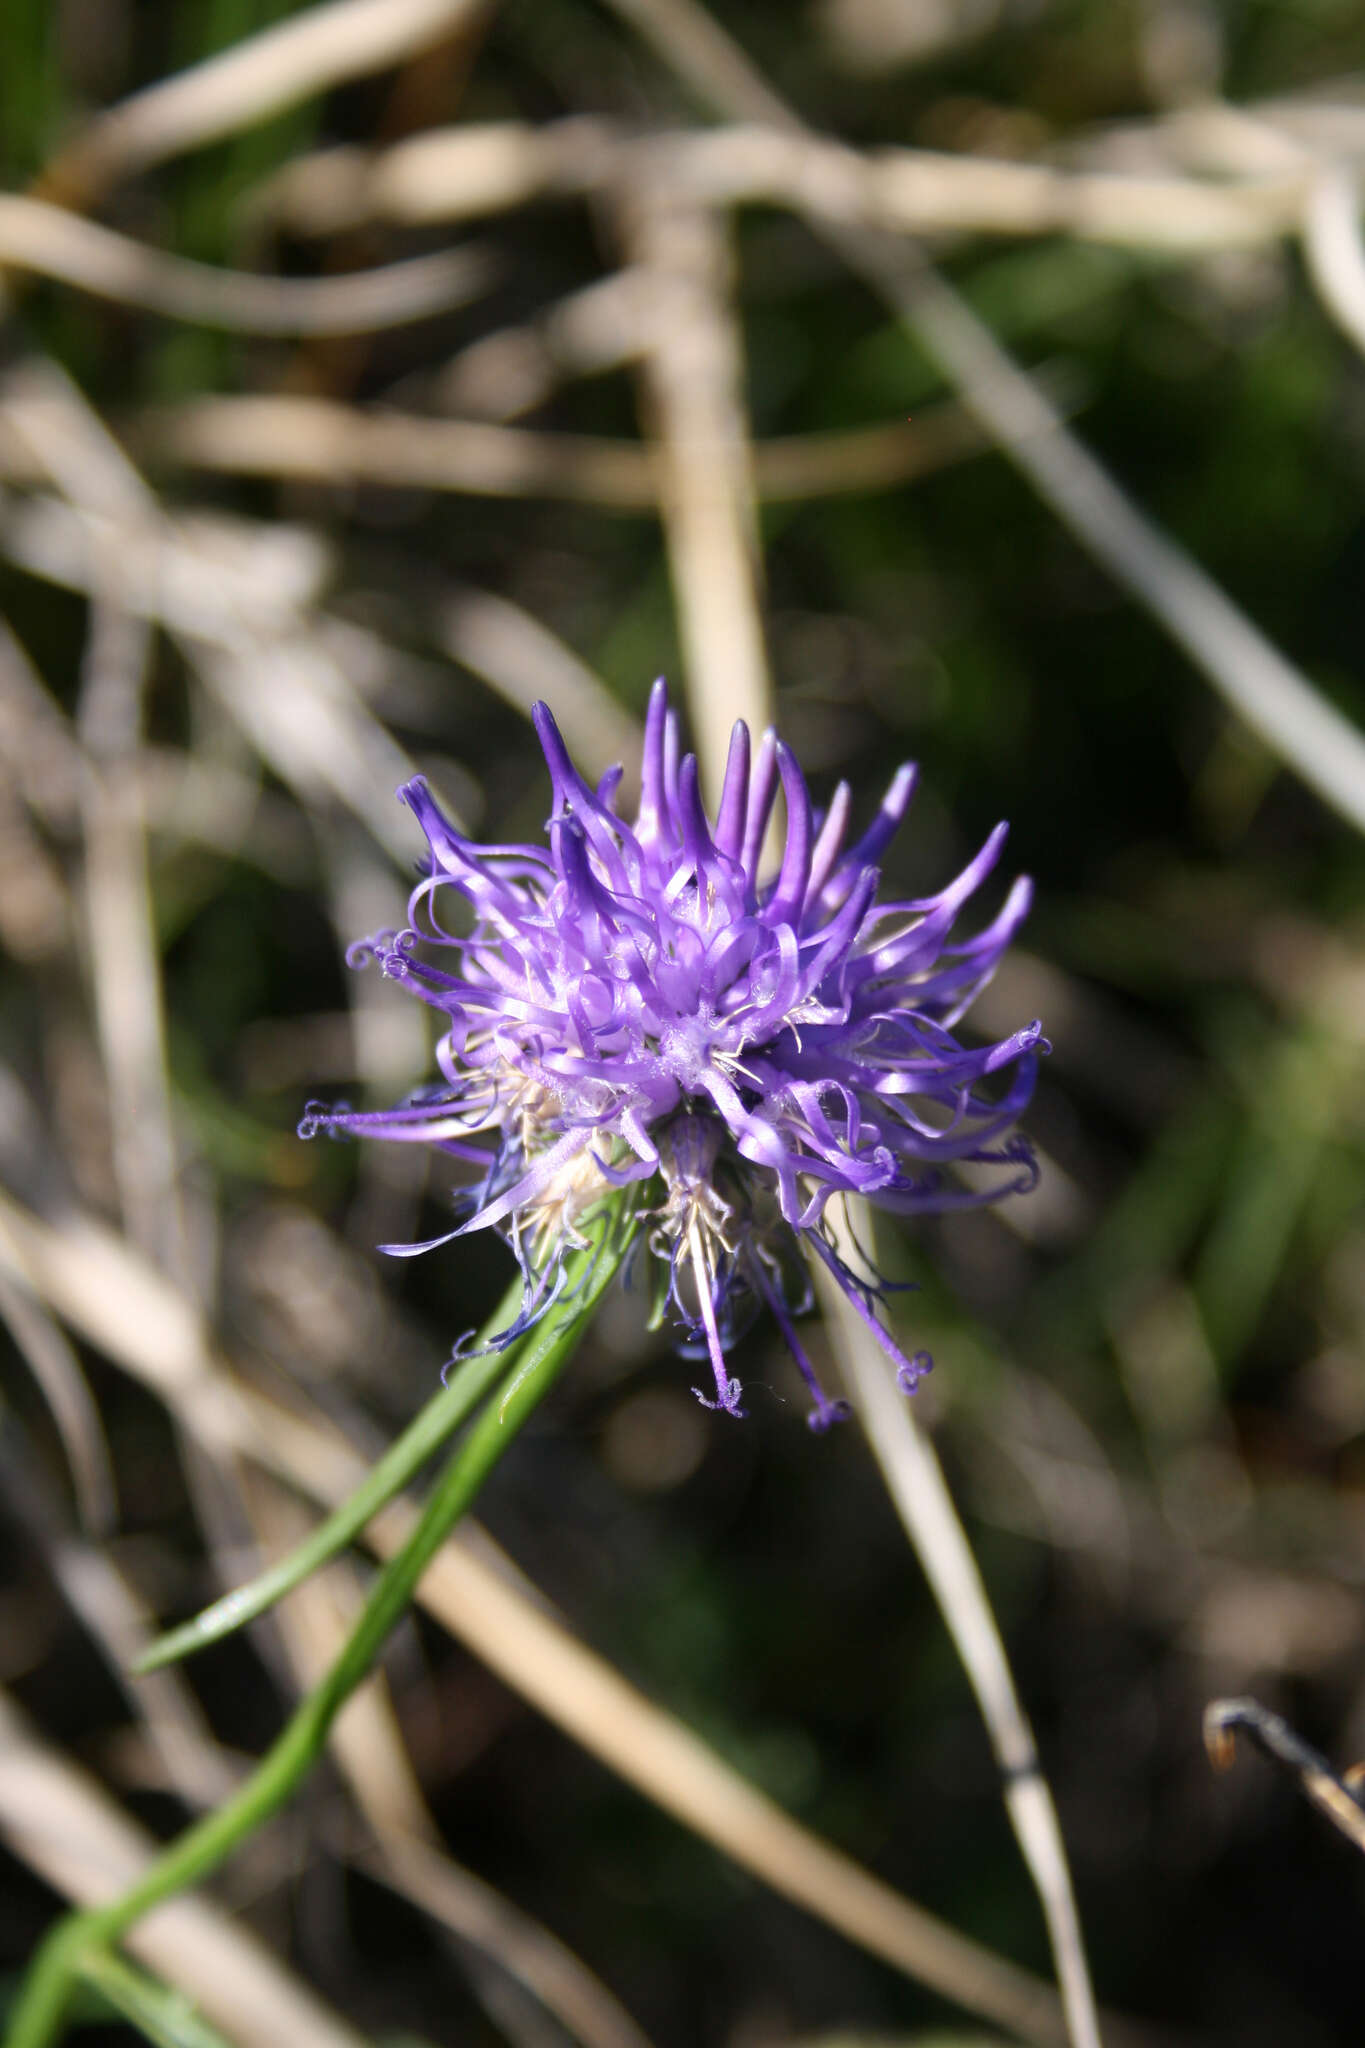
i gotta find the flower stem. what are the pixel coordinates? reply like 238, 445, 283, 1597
135, 1272, 529, 1673
76, 1950, 235, 2048
5, 1203, 632, 2048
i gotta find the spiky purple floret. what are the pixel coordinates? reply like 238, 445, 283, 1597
301, 681, 1044, 1425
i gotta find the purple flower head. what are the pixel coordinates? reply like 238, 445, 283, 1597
302, 681, 1044, 1427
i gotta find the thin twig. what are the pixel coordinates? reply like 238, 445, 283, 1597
440, 589, 643, 798
0, 476, 422, 868
859, 242, 1365, 835
0, 1423, 237, 1812
1204, 1696, 1365, 1855
1303, 164, 1365, 360
5, 362, 190, 1288
435, 270, 657, 418
826, 1240, 1102, 2020
250, 115, 1308, 250
814, 1209, 1102, 2048
253, 1473, 656, 2048
0, 1182, 1108, 2048
619, 188, 770, 804
120, 394, 986, 506
604, 0, 1365, 840
0, 200, 492, 334
597, 8, 1106, 2042
36, 0, 492, 202
0, 1273, 116, 1536
0, 1689, 367, 2048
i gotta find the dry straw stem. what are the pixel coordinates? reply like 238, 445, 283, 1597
0, 463, 422, 871
0, 1427, 238, 1815
353, 1832, 657, 2048
251, 1474, 656, 2048
1122, 102, 1365, 392
0, 199, 492, 334
321, 829, 431, 1131
599, 5, 1102, 2042
864, 241, 1365, 836
0, 1182, 1122, 2048
6, 1407, 653, 2048
254, 116, 1308, 252
0, 1270, 115, 1539
0, 616, 83, 825
436, 269, 661, 418
76, 593, 188, 1279
4, 360, 192, 1293
604, 0, 1365, 791
440, 588, 644, 801
0, 1690, 366, 2048
1204, 1697, 1365, 1856
1303, 165, 1365, 361
815, 1206, 1101, 2048
125, 394, 984, 507
35, 0, 491, 204
621, 190, 770, 804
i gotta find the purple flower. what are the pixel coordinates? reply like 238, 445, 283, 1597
302, 682, 1043, 1428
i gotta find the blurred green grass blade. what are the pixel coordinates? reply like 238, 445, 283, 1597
135, 1266, 529, 1672
10, 1205, 636, 2048
0, 0, 64, 180
76, 1951, 236, 2048
1024, 1087, 1235, 1358
1194, 1027, 1353, 1366
826, 243, 1137, 419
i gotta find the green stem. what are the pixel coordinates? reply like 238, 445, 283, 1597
6, 1204, 632, 2048
136, 1271, 529, 1673
76, 1951, 235, 2048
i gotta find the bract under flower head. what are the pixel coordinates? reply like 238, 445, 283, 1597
302, 681, 1044, 1426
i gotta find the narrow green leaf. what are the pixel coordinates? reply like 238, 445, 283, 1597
134, 1270, 529, 1673
8, 1200, 635, 2048
76, 1951, 236, 2048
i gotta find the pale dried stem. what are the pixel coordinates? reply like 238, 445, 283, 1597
38, 0, 491, 200
0, 1690, 367, 2048
0, 479, 423, 868
120, 394, 987, 506
252, 115, 1308, 250
590, 8, 1109, 2039
3, 363, 191, 1288
604, 0, 1365, 838
0, 1272, 115, 1536
871, 241, 1365, 834
354, 1833, 657, 2048
436, 269, 657, 420
252, 1474, 657, 2048
0, 199, 491, 334
0, 1436, 241, 1813
76, 602, 189, 1274
441, 589, 644, 799
620, 190, 771, 804
1303, 166, 1365, 359
1076, 93, 1365, 180
815, 1205, 1102, 2048
0, 618, 83, 827
0, 1181, 1122, 2048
